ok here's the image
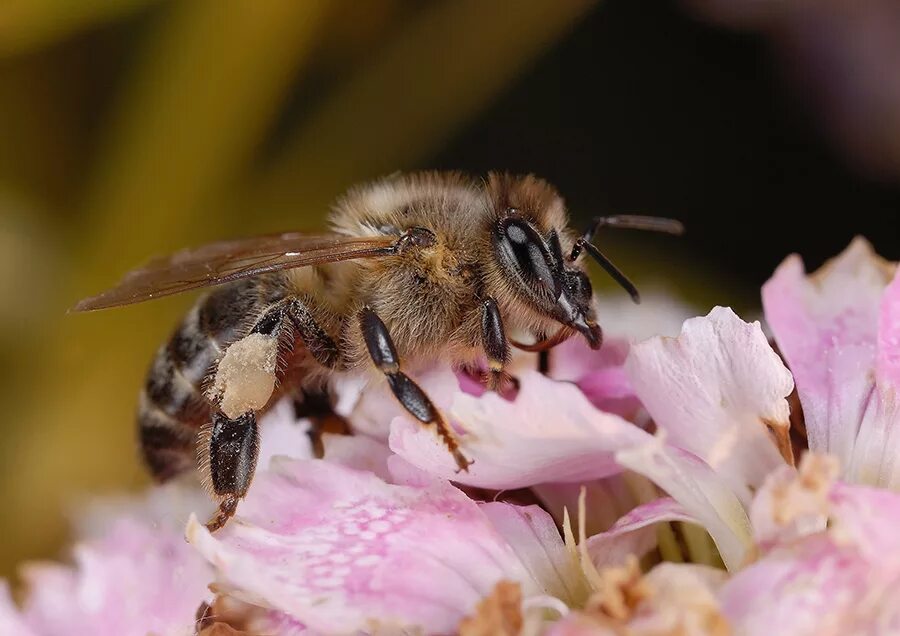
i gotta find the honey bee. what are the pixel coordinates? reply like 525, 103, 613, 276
75, 172, 682, 531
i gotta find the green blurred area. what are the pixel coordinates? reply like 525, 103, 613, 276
0, 0, 730, 577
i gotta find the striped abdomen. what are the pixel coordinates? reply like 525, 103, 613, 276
138, 277, 281, 481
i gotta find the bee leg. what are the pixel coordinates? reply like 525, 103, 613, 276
204, 411, 258, 532
292, 388, 351, 458
480, 298, 516, 392
538, 350, 550, 375
203, 298, 343, 531
358, 306, 472, 472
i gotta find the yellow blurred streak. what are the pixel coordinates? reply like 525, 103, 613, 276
243, 0, 598, 228
0, 0, 332, 576
82, 0, 332, 268
0, 0, 162, 58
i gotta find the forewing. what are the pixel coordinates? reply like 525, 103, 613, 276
73, 232, 396, 311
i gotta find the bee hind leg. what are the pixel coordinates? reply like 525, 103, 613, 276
358, 306, 472, 472
202, 411, 258, 532
202, 296, 343, 531
292, 388, 351, 457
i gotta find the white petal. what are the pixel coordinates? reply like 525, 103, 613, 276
390, 371, 650, 489
626, 306, 792, 501
616, 441, 752, 570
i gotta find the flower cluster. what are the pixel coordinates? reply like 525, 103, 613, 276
3, 238, 899, 635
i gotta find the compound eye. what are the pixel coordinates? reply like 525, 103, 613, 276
496, 218, 560, 298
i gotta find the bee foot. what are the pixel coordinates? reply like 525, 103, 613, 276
205, 494, 239, 533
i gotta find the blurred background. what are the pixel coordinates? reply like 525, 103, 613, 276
1, 0, 899, 577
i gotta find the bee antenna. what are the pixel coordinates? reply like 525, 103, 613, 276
571, 239, 641, 304
568, 215, 684, 304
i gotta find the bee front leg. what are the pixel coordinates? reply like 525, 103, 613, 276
358, 306, 472, 472
480, 298, 515, 392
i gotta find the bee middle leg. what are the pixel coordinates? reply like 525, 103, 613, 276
203, 296, 342, 531
358, 306, 472, 472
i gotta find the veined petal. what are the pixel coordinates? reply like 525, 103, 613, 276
586, 498, 699, 569
878, 268, 900, 390
480, 502, 586, 606
762, 237, 896, 473
626, 307, 792, 501
187, 458, 570, 634
616, 441, 752, 570
848, 267, 900, 487
389, 371, 650, 489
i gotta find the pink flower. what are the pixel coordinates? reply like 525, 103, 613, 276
187, 451, 583, 634
764, 237, 900, 488
388, 294, 693, 492
604, 306, 795, 569
719, 454, 900, 635
550, 453, 900, 636
1, 485, 212, 636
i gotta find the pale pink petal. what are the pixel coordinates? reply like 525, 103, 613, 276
256, 398, 315, 467
480, 502, 585, 605
720, 535, 873, 636
344, 366, 458, 440
187, 458, 571, 634
626, 306, 792, 501
545, 563, 726, 636
828, 481, 900, 565
847, 267, 900, 487
749, 459, 834, 548
628, 563, 728, 635
878, 268, 900, 389
586, 498, 699, 568
534, 476, 641, 538
321, 432, 392, 481
22, 516, 211, 636
615, 441, 752, 570
724, 476, 900, 635
547, 335, 630, 384
549, 291, 694, 414
0, 582, 36, 636
762, 238, 895, 471
390, 371, 650, 489
557, 339, 642, 419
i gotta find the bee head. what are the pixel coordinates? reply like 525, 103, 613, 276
486, 173, 602, 349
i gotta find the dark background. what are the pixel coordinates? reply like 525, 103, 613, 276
437, 0, 900, 286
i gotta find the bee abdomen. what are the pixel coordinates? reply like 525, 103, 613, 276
138, 279, 289, 482
138, 395, 198, 481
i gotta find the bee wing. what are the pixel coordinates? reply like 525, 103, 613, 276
73, 232, 397, 311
